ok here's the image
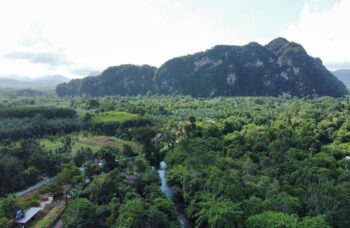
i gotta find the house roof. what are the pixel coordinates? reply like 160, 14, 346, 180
15, 207, 42, 224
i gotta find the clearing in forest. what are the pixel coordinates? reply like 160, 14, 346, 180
75, 135, 142, 153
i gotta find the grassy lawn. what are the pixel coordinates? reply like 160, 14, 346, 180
91, 111, 139, 124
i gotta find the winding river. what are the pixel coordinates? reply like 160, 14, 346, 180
158, 161, 191, 228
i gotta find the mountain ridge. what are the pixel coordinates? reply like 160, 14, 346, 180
56, 38, 348, 97
332, 69, 350, 88
0, 75, 70, 90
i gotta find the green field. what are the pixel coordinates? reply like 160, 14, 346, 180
37, 134, 142, 154
73, 135, 142, 153
39, 138, 65, 151
91, 111, 139, 124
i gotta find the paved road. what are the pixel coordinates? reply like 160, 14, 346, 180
15, 177, 54, 197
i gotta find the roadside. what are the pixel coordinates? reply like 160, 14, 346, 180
15, 178, 54, 197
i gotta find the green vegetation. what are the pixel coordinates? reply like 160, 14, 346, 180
0, 106, 80, 140
0, 106, 76, 118
1, 94, 350, 227
90, 111, 139, 124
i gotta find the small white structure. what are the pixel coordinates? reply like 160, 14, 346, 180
345, 156, 350, 160
39, 196, 53, 209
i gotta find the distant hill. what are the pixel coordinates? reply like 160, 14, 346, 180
0, 75, 70, 90
56, 38, 348, 98
332, 69, 350, 88
56, 65, 156, 96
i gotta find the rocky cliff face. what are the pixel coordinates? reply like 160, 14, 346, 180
154, 37, 347, 97
56, 38, 348, 97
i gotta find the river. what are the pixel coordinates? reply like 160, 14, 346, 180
157, 161, 191, 228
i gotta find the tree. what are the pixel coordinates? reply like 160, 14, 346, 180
117, 198, 147, 227
246, 211, 298, 228
74, 147, 94, 167
24, 166, 40, 186
269, 192, 301, 214
134, 157, 148, 173
122, 144, 136, 157
55, 163, 80, 185
62, 198, 97, 228
153, 197, 178, 221
82, 173, 120, 205
299, 215, 331, 228
241, 196, 265, 217
195, 196, 243, 228
0, 194, 20, 219
97, 146, 119, 172
0, 217, 12, 227
0, 156, 25, 195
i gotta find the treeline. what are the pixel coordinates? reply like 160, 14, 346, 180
0, 107, 81, 141
0, 117, 82, 140
90, 119, 152, 137
0, 106, 76, 118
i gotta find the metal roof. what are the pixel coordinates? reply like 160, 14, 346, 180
15, 207, 42, 224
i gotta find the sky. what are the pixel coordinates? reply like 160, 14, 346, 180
0, 0, 348, 79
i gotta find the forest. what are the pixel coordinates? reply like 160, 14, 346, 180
0, 94, 350, 227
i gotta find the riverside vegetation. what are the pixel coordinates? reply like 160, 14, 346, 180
0, 94, 350, 227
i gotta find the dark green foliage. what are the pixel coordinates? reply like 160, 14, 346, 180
62, 198, 98, 228
0, 106, 76, 118
2, 95, 350, 227
74, 147, 94, 167
0, 194, 20, 219
299, 215, 331, 228
245, 211, 298, 228
0, 106, 81, 140
116, 198, 177, 228
0, 139, 63, 196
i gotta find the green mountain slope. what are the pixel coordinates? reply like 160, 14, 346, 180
56, 38, 348, 97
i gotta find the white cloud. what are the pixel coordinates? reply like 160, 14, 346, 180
2, 0, 346, 78
281, 0, 350, 70
0, 0, 226, 78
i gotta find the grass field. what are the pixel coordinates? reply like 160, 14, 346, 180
91, 111, 139, 124
2, 132, 142, 155
39, 138, 65, 151
74, 135, 142, 153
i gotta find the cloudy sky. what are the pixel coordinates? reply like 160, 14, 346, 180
0, 0, 348, 78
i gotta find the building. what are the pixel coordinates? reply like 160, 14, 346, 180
15, 207, 42, 227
